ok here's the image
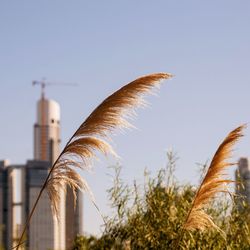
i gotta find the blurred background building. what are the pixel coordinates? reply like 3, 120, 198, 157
235, 157, 250, 209
0, 160, 11, 248
0, 89, 83, 250
34, 95, 61, 163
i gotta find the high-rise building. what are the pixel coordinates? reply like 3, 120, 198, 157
66, 187, 83, 249
0, 160, 22, 249
0, 160, 9, 248
21, 95, 66, 250
235, 157, 250, 208
0, 92, 83, 250
34, 96, 61, 163
21, 160, 65, 250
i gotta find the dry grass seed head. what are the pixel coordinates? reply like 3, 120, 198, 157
46, 73, 173, 218
183, 125, 246, 233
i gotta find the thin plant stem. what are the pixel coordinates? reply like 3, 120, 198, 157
173, 168, 208, 249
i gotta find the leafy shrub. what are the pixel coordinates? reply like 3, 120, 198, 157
73, 154, 250, 250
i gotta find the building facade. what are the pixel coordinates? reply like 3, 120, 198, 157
0, 161, 22, 249
66, 188, 83, 249
0, 160, 9, 248
34, 97, 61, 163
235, 157, 250, 208
21, 160, 65, 250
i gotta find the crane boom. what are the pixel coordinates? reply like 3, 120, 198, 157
32, 79, 77, 99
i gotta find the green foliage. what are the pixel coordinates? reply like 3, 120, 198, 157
73, 154, 250, 249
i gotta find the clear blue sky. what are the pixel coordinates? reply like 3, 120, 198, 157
0, 1, 250, 235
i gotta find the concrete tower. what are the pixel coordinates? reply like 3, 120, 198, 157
0, 160, 9, 248
0, 160, 22, 249
21, 160, 66, 250
66, 188, 83, 249
22, 89, 83, 250
22, 91, 65, 250
1, 84, 83, 250
235, 157, 250, 208
34, 96, 60, 164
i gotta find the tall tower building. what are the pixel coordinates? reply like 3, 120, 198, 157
34, 95, 61, 163
0, 160, 22, 249
66, 188, 83, 249
235, 157, 250, 208
22, 92, 66, 250
0, 160, 9, 248
21, 160, 65, 250
22, 90, 83, 250
1, 87, 83, 250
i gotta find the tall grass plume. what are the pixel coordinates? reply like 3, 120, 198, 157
15, 72, 172, 249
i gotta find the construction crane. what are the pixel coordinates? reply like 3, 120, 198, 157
32, 79, 77, 99
32, 79, 77, 161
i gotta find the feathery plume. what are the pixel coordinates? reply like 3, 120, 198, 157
16, 73, 172, 249
47, 73, 172, 216
183, 125, 246, 232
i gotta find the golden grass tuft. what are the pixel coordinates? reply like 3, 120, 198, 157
183, 125, 246, 233
47, 72, 172, 217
